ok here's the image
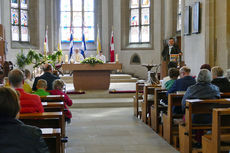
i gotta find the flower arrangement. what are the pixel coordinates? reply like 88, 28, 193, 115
81, 57, 104, 66
16, 49, 62, 70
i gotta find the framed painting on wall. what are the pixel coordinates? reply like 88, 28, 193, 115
184, 6, 190, 35
192, 2, 200, 34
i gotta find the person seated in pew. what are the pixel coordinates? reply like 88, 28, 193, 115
226, 69, 230, 81
24, 69, 33, 88
182, 69, 220, 123
0, 70, 4, 84
50, 79, 72, 123
23, 69, 33, 93
167, 66, 196, 114
200, 64, 211, 71
0, 87, 50, 153
8, 69, 44, 113
33, 79, 50, 96
162, 61, 178, 88
181, 69, 220, 147
211, 66, 230, 92
32, 64, 60, 91
165, 68, 179, 90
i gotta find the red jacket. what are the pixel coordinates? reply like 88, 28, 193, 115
16, 88, 44, 113
49, 89, 72, 119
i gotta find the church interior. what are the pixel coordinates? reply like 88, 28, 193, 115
1, 0, 230, 153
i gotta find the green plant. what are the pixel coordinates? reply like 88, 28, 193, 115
81, 57, 104, 66
16, 49, 63, 69
16, 49, 30, 70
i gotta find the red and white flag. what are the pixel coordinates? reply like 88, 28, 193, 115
44, 26, 49, 56
110, 28, 115, 62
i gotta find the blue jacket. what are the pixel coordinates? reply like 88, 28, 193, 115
182, 82, 220, 124
32, 72, 60, 91
167, 76, 196, 94
0, 118, 49, 153
167, 76, 196, 114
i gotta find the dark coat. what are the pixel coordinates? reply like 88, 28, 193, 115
211, 77, 230, 92
32, 72, 60, 91
182, 82, 220, 124
167, 76, 196, 114
168, 76, 196, 94
161, 45, 181, 61
0, 118, 50, 153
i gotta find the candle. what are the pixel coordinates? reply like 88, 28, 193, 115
44, 43, 47, 56
70, 59, 74, 64
115, 54, 118, 62
65, 54, 68, 64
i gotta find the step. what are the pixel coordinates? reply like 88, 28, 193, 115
110, 74, 133, 79
68, 92, 135, 99
71, 98, 133, 108
111, 77, 138, 83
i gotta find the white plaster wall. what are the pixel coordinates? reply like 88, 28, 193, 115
183, 0, 206, 76
114, 0, 163, 79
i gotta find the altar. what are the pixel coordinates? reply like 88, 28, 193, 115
62, 63, 122, 91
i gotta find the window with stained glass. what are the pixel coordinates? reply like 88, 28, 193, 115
129, 0, 150, 43
11, 0, 29, 42
60, 0, 95, 42
177, 0, 182, 31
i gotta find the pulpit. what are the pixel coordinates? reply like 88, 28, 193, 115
62, 63, 122, 90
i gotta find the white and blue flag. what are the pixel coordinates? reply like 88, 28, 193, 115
69, 32, 74, 61
81, 33, 86, 58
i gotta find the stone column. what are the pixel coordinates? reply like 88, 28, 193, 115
45, 0, 54, 53
0, 0, 2, 24
101, 0, 113, 61
164, 0, 174, 39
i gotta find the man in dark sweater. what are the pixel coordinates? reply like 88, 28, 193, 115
211, 66, 230, 92
32, 64, 60, 91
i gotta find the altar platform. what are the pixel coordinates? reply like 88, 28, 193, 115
62, 74, 139, 108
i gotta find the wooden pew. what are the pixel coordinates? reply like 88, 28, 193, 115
41, 128, 61, 153
151, 88, 167, 134
202, 108, 230, 153
162, 93, 184, 148
141, 85, 155, 124
42, 102, 64, 113
133, 82, 144, 118
179, 99, 230, 153
19, 112, 65, 139
40, 95, 65, 102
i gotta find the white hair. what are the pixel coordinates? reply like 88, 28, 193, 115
197, 69, 212, 83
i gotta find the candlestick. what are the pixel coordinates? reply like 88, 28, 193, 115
115, 54, 118, 63
65, 54, 68, 64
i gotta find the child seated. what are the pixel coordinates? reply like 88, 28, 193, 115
33, 79, 50, 96
50, 79, 72, 123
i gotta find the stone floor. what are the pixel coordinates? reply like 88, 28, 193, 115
66, 108, 179, 153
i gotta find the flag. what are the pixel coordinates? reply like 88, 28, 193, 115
69, 31, 74, 61
110, 28, 115, 62
81, 33, 86, 58
96, 25, 101, 55
44, 26, 49, 57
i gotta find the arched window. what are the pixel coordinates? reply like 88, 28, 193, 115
60, 0, 95, 43
129, 0, 150, 43
11, 0, 29, 42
